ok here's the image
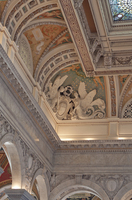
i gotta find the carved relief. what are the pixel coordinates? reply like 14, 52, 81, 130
49, 173, 75, 192
46, 75, 106, 120
86, 174, 132, 200
0, 111, 15, 139
20, 138, 44, 191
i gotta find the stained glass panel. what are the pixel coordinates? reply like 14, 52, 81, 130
108, 0, 132, 21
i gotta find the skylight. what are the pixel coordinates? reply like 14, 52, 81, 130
109, 0, 132, 21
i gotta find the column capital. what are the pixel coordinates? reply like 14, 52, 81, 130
4, 189, 35, 200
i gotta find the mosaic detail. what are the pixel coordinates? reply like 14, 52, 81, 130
34, 9, 64, 20
109, 0, 132, 21
119, 75, 129, 93
0, 0, 8, 20
109, 76, 116, 116
123, 99, 132, 118
24, 24, 67, 73
46, 64, 106, 120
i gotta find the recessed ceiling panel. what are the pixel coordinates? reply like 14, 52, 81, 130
109, 0, 132, 21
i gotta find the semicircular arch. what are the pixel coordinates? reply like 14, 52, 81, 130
0, 133, 23, 189
49, 179, 109, 200
30, 168, 49, 200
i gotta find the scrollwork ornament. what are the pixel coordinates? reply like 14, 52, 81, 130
19, 138, 44, 191
0, 112, 15, 139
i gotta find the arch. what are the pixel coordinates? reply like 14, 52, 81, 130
119, 76, 132, 117
61, 190, 101, 200
114, 182, 132, 200
0, 133, 23, 189
30, 168, 49, 200
122, 98, 132, 118
49, 179, 109, 200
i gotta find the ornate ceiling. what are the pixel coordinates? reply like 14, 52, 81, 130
1, 0, 132, 140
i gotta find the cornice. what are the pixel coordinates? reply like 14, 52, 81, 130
0, 44, 61, 150
1, 44, 132, 153
55, 139, 132, 153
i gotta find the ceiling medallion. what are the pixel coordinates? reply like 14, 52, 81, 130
118, 0, 132, 14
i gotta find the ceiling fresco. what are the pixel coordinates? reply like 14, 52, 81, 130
48, 31, 73, 52
0, 0, 7, 20
23, 24, 67, 74
109, 0, 132, 21
34, 9, 64, 21
46, 64, 106, 120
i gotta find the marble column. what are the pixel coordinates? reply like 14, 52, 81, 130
4, 189, 35, 200
0, 166, 4, 176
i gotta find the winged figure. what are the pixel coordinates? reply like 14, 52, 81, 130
46, 75, 68, 109
74, 81, 105, 119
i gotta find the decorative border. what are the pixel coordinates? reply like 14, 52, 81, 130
109, 76, 116, 116
59, 0, 94, 73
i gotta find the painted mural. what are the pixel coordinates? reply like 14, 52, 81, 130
109, 0, 132, 21
0, 0, 7, 20
48, 31, 72, 52
0, 148, 12, 199
24, 25, 67, 73
46, 64, 106, 120
34, 9, 64, 20
119, 75, 129, 93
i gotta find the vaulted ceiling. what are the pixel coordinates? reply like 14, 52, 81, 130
1, 0, 132, 141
